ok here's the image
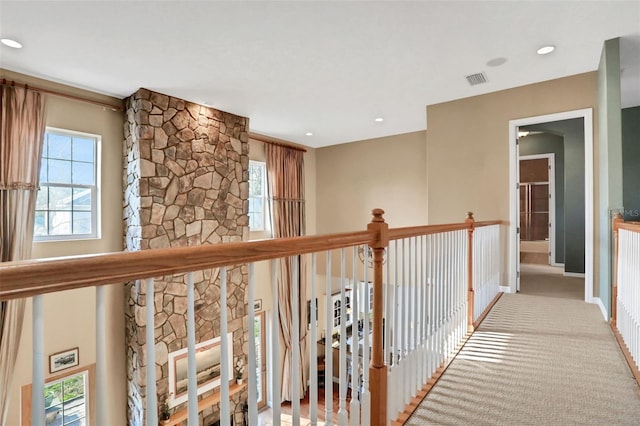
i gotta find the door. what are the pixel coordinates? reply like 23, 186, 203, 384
519, 182, 550, 241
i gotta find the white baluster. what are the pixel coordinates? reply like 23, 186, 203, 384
338, 249, 348, 425
325, 253, 333, 425
361, 247, 370, 426
186, 272, 198, 425
410, 237, 417, 397
292, 257, 301, 426
401, 239, 408, 405
310, 254, 319, 426
32, 295, 45, 426
391, 240, 400, 418
427, 234, 435, 377
96, 286, 107, 426
271, 259, 281, 422
349, 247, 360, 426
248, 264, 258, 425
418, 236, 425, 388
220, 268, 230, 426
145, 278, 157, 426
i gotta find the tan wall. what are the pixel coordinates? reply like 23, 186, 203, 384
1, 69, 126, 426
426, 72, 598, 223
316, 130, 428, 233
426, 72, 599, 292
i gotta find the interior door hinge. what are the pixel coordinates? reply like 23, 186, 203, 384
517, 227, 520, 234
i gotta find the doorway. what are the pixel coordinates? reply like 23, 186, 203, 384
509, 109, 594, 301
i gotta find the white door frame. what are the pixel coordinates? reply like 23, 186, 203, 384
508, 108, 593, 302
519, 153, 559, 266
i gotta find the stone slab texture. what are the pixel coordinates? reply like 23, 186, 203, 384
123, 88, 250, 426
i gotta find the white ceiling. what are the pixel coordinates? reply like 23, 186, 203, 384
1, 1, 639, 148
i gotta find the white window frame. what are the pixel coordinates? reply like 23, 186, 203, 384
34, 127, 101, 242
248, 160, 270, 234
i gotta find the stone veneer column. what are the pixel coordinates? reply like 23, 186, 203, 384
123, 88, 249, 425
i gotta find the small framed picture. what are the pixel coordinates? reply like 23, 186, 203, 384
254, 299, 263, 312
49, 347, 79, 373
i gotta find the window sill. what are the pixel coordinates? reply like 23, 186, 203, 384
249, 230, 273, 241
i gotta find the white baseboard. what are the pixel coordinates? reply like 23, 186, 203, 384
499, 286, 513, 294
563, 272, 585, 278
592, 297, 608, 321
551, 262, 565, 268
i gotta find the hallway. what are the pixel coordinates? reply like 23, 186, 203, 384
406, 270, 640, 425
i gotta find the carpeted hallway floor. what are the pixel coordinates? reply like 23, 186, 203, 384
406, 268, 640, 425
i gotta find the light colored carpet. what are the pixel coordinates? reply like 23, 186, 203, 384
519, 264, 584, 300
406, 278, 640, 424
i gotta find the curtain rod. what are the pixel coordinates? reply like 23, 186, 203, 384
249, 132, 307, 152
1, 79, 124, 112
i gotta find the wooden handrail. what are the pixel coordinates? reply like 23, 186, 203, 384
388, 220, 505, 241
0, 217, 506, 302
0, 230, 375, 301
615, 221, 640, 232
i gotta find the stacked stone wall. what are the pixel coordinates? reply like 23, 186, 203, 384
123, 88, 249, 425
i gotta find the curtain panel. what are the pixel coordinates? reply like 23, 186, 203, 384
265, 144, 307, 401
0, 84, 47, 424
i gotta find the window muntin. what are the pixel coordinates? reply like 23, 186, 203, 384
248, 160, 269, 232
35, 129, 99, 241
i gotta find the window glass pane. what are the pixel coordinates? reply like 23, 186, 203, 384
49, 187, 73, 210
72, 138, 94, 162
36, 187, 48, 210
73, 212, 92, 234
50, 211, 72, 235
249, 163, 263, 197
39, 158, 48, 183
48, 159, 72, 184
72, 161, 94, 185
34, 211, 47, 236
47, 134, 72, 160
249, 212, 262, 230
73, 188, 92, 211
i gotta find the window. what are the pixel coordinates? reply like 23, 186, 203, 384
35, 128, 99, 240
44, 371, 88, 426
22, 365, 95, 426
248, 160, 268, 231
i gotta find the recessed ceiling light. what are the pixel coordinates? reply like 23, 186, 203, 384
1, 38, 22, 49
537, 45, 555, 55
305, 132, 313, 136
375, 117, 384, 122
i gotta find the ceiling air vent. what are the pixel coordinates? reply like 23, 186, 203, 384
465, 72, 488, 86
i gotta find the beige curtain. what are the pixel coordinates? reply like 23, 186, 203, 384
0, 84, 47, 424
265, 144, 307, 401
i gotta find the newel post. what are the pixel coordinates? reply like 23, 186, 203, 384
612, 212, 623, 326
465, 212, 475, 333
368, 208, 389, 425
